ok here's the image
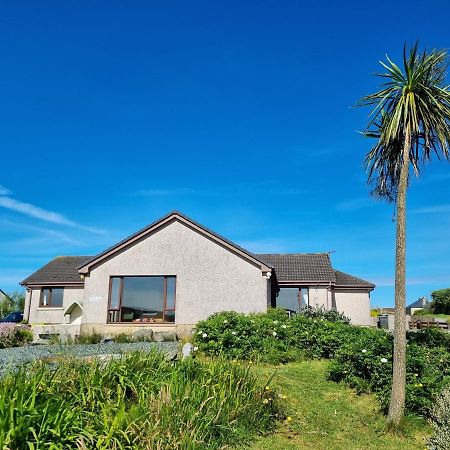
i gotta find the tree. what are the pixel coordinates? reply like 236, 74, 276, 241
0, 290, 25, 318
430, 288, 450, 315
360, 43, 450, 427
0, 293, 14, 319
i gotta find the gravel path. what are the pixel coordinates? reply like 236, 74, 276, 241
0, 342, 179, 376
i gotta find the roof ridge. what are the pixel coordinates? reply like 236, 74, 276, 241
255, 252, 330, 256
77, 211, 272, 273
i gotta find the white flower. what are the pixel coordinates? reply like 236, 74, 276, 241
273, 320, 278, 324
232, 331, 237, 335
281, 324, 287, 329
193, 346, 198, 351
202, 333, 208, 338
362, 349, 367, 353
223, 320, 228, 324
272, 331, 277, 337
381, 357, 388, 363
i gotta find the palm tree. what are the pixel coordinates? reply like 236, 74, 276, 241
361, 44, 450, 427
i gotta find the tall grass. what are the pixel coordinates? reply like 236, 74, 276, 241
0, 350, 278, 449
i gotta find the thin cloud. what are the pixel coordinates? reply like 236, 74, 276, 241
136, 183, 306, 198
411, 204, 450, 214
0, 184, 11, 196
335, 197, 377, 211
0, 194, 104, 234
237, 239, 290, 253
372, 274, 450, 287
137, 188, 202, 196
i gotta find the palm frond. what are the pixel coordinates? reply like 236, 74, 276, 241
360, 43, 450, 201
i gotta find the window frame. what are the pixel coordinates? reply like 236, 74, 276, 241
107, 275, 176, 324
39, 287, 65, 308
276, 286, 309, 311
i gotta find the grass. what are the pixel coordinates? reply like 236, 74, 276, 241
0, 351, 278, 449
249, 360, 431, 450
413, 313, 450, 322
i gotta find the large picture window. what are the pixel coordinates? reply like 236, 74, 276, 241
108, 276, 176, 323
40, 287, 64, 307
277, 287, 309, 312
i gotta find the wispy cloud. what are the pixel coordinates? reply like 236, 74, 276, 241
0, 188, 104, 234
417, 172, 450, 185
372, 274, 450, 288
411, 204, 450, 214
137, 187, 203, 196
237, 238, 290, 253
0, 184, 11, 196
335, 197, 378, 211
136, 182, 306, 198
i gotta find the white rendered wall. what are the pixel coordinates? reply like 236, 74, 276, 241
82, 220, 270, 326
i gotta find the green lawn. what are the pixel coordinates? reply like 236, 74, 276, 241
413, 313, 450, 322
249, 360, 431, 450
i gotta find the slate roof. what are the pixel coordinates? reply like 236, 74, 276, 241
407, 297, 428, 309
256, 253, 335, 282
334, 270, 375, 288
19, 213, 374, 291
21, 256, 92, 285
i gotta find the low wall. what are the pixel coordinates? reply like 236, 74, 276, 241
31, 323, 195, 340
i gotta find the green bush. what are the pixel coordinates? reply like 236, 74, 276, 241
430, 288, 450, 315
0, 324, 32, 348
194, 309, 450, 417
76, 332, 103, 344
0, 351, 279, 449
296, 306, 351, 324
428, 387, 450, 450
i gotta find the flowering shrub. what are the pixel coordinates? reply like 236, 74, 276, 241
296, 306, 351, 324
0, 323, 33, 348
428, 387, 450, 450
194, 308, 450, 417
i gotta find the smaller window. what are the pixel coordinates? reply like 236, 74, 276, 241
40, 287, 64, 307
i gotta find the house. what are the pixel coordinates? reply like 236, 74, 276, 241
406, 297, 429, 315
21, 211, 375, 339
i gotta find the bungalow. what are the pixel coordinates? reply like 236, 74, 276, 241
21, 211, 375, 339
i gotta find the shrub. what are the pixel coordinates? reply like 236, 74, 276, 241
114, 332, 134, 343
428, 387, 450, 450
430, 288, 450, 315
0, 324, 32, 348
195, 309, 450, 417
296, 306, 351, 324
0, 351, 279, 449
76, 332, 102, 344
329, 336, 450, 415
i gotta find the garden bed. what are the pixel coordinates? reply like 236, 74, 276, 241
0, 341, 178, 376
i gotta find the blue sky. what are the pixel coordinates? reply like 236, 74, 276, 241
1, 0, 449, 306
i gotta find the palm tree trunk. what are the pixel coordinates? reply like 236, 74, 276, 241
387, 133, 410, 427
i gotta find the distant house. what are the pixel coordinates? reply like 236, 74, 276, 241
406, 297, 429, 315
21, 211, 375, 338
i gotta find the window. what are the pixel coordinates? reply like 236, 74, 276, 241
277, 287, 308, 312
108, 276, 176, 323
40, 287, 64, 307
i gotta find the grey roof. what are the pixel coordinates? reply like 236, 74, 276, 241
19, 212, 374, 291
256, 253, 335, 282
407, 297, 428, 309
334, 270, 375, 288
21, 256, 92, 285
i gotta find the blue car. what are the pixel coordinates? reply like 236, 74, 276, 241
0, 311, 23, 323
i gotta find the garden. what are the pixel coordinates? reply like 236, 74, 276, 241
1, 308, 450, 448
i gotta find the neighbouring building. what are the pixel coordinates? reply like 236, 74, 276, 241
21, 211, 375, 339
